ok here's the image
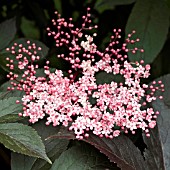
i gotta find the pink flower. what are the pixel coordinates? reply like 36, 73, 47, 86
113, 130, 121, 137
6, 8, 164, 139
149, 121, 156, 128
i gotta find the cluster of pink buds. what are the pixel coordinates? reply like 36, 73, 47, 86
6, 8, 164, 139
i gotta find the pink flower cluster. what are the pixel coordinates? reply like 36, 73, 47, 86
6, 8, 164, 139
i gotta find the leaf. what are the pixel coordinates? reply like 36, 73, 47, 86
25, 1, 47, 28
11, 121, 69, 170
0, 38, 49, 73
10, 38, 49, 58
0, 92, 11, 99
99, 32, 112, 50
94, 0, 136, 13
54, 0, 62, 14
125, 0, 169, 64
11, 154, 36, 170
143, 125, 165, 170
21, 17, 40, 39
0, 80, 24, 98
84, 135, 147, 170
48, 127, 148, 170
50, 144, 117, 170
0, 97, 22, 123
0, 18, 16, 50
143, 74, 170, 169
0, 68, 50, 99
31, 122, 69, 170
48, 54, 69, 71
0, 53, 13, 73
0, 67, 6, 84
165, 0, 170, 9
0, 123, 51, 164
95, 71, 124, 84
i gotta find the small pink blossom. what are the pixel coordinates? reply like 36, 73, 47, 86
149, 121, 156, 128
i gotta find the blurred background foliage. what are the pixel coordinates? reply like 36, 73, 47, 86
0, 0, 170, 169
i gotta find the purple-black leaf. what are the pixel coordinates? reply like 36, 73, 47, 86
48, 126, 148, 170
143, 74, 170, 170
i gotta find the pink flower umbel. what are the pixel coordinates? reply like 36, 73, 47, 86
6, 8, 164, 139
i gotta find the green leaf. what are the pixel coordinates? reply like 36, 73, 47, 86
0, 123, 51, 164
50, 145, 117, 170
165, 0, 170, 9
31, 121, 69, 170
99, 32, 112, 50
0, 18, 16, 50
0, 38, 48, 73
0, 92, 10, 100
47, 127, 148, 170
54, 0, 62, 14
48, 54, 69, 71
143, 74, 170, 169
125, 0, 169, 64
11, 121, 69, 170
95, 71, 124, 84
7, 38, 49, 59
0, 52, 19, 73
0, 80, 24, 98
94, 0, 136, 13
11, 154, 36, 170
25, 1, 47, 28
0, 68, 50, 99
21, 17, 40, 39
0, 97, 22, 123
0, 67, 6, 84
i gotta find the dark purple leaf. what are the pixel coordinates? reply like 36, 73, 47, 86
143, 74, 170, 170
48, 127, 147, 170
